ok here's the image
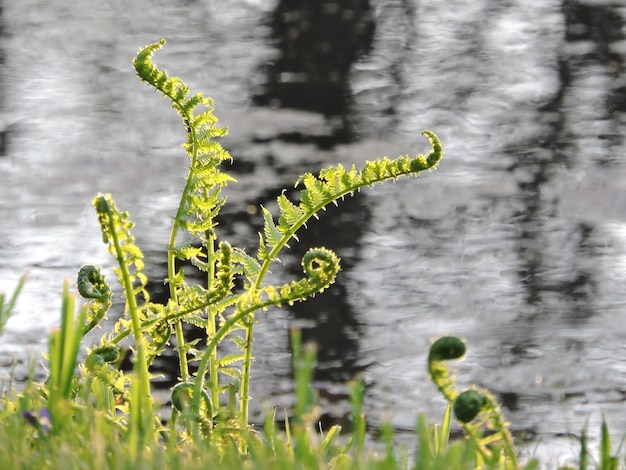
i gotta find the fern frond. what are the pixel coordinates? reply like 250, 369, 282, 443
218, 354, 244, 367
184, 314, 208, 329
215, 241, 235, 297
77, 265, 112, 336
218, 367, 242, 380
229, 335, 248, 351
133, 39, 188, 103
93, 194, 149, 308
134, 39, 235, 248
231, 248, 261, 283
177, 284, 226, 317
261, 206, 284, 252
259, 130, 443, 260
141, 303, 173, 362
242, 247, 340, 311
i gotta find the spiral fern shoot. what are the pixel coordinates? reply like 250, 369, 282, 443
428, 336, 518, 466
79, 39, 445, 447
77, 265, 112, 335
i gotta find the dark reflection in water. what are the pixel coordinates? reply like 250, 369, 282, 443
285, 196, 371, 383
144, 0, 377, 396
0, 0, 7, 157
565, 1, 624, 59
495, 0, 625, 408
509, 0, 623, 316
252, 0, 377, 391
253, 0, 375, 144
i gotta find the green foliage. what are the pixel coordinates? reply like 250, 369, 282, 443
427, 336, 521, 468
0, 39, 445, 459
4, 35, 622, 470
77, 265, 112, 335
8, 36, 602, 469
126, 38, 443, 442
46, 281, 87, 431
0, 328, 537, 470
0, 274, 26, 337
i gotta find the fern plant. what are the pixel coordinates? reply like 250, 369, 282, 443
69, 39, 443, 446
428, 336, 520, 468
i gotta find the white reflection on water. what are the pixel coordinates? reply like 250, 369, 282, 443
1, 0, 626, 462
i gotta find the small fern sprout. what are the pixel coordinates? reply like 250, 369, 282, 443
171, 382, 213, 431
91, 345, 120, 363
301, 247, 340, 290
453, 389, 487, 423
77, 265, 108, 299
85, 353, 106, 372
77, 265, 112, 336
85, 345, 120, 373
428, 335, 466, 362
427, 336, 466, 407
428, 337, 519, 467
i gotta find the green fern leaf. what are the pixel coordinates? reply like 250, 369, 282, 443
184, 315, 208, 329
230, 336, 248, 351
277, 192, 305, 238
232, 248, 261, 281
218, 367, 242, 380
261, 206, 284, 251
93, 193, 150, 307
258, 131, 442, 260
218, 354, 244, 367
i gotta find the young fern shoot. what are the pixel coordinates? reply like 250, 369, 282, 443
133, 39, 443, 436
78, 38, 443, 445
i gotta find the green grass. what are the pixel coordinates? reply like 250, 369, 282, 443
1, 274, 624, 469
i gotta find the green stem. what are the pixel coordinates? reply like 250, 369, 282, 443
166, 110, 200, 383
239, 131, 441, 426
191, 297, 275, 439
102, 199, 153, 452
237, 215, 304, 428
190, 259, 338, 438
239, 319, 253, 427
205, 230, 220, 412
167, 188, 192, 382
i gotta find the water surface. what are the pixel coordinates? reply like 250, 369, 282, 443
1, 0, 626, 464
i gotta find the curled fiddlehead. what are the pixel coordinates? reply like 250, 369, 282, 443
77, 265, 107, 299
189, 248, 341, 426
428, 335, 466, 403
453, 389, 487, 423
77, 265, 112, 336
85, 344, 121, 372
427, 336, 518, 466
239, 247, 341, 312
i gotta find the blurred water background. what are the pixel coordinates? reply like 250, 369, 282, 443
1, 0, 626, 465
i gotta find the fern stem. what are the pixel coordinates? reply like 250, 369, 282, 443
166, 107, 199, 383
190, 249, 340, 437
205, 234, 221, 412
239, 130, 443, 429
167, 242, 190, 382
99, 197, 153, 451
239, 318, 254, 427
167, 157, 199, 381
191, 296, 276, 437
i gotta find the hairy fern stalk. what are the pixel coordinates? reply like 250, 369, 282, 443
78, 39, 442, 444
